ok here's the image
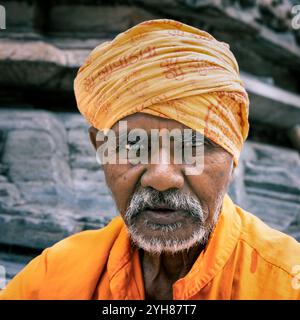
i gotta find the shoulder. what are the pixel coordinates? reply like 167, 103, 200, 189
235, 204, 300, 277
0, 216, 125, 299
46, 215, 124, 262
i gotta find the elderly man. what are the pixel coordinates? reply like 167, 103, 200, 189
1, 19, 300, 300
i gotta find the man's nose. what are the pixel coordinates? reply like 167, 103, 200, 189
141, 162, 184, 192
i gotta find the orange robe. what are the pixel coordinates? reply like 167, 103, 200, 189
1, 194, 300, 300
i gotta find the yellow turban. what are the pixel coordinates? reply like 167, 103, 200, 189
74, 19, 249, 165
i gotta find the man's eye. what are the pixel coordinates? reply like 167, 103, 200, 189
183, 139, 204, 147
126, 141, 149, 159
126, 142, 144, 151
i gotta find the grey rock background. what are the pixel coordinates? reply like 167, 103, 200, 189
0, 0, 300, 280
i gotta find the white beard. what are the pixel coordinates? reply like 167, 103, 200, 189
124, 187, 225, 255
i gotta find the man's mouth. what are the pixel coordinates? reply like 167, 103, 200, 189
140, 207, 187, 225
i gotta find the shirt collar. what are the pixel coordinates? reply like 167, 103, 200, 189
172, 194, 242, 299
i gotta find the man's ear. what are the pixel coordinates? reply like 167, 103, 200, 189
88, 126, 98, 150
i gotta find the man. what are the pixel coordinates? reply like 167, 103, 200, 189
1, 19, 300, 300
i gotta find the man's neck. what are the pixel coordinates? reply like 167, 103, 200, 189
139, 245, 204, 300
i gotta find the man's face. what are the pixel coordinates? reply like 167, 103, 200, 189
90, 113, 234, 254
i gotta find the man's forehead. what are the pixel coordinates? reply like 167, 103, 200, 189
111, 113, 189, 132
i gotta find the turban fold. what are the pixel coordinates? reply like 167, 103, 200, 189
74, 19, 249, 165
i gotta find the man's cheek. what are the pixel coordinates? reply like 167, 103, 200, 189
104, 170, 134, 212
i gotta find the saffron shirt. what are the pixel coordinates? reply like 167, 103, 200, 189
1, 194, 300, 299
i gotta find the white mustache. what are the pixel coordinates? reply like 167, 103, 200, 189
125, 187, 207, 223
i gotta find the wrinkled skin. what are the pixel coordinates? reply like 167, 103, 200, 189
89, 113, 234, 300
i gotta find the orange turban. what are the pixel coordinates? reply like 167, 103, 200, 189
74, 19, 249, 165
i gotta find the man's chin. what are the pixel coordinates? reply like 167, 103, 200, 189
127, 222, 210, 254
